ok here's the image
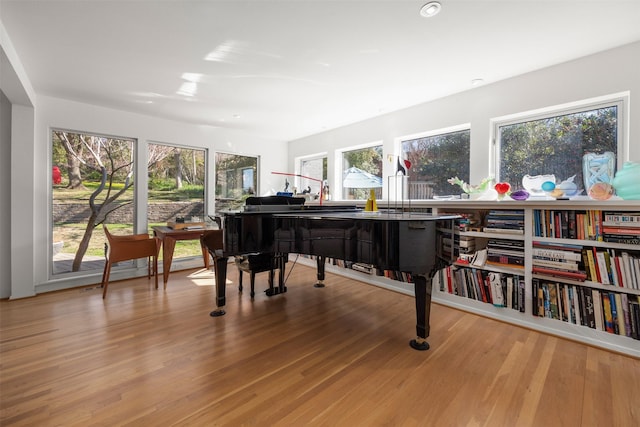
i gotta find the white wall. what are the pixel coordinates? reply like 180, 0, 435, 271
288, 42, 640, 190
1, 20, 37, 299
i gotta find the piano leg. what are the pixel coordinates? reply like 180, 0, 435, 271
210, 256, 229, 317
410, 274, 432, 350
314, 255, 326, 288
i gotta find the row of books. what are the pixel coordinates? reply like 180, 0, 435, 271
531, 241, 587, 280
532, 209, 640, 244
583, 248, 639, 289
482, 209, 524, 234
442, 235, 476, 263
434, 265, 526, 312
377, 269, 413, 282
532, 278, 640, 340
531, 241, 640, 289
486, 238, 524, 269
602, 211, 640, 245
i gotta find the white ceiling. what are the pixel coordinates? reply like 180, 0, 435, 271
2, 0, 640, 142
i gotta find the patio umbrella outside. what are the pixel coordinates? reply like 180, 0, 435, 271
342, 166, 383, 188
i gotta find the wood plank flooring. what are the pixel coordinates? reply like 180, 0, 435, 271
1, 263, 639, 426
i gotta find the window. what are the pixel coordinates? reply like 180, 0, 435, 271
298, 155, 327, 200
215, 152, 258, 212
51, 130, 136, 275
147, 142, 206, 260
495, 98, 623, 193
400, 127, 470, 198
340, 144, 383, 200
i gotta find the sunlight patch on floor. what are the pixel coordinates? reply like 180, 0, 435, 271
188, 268, 233, 286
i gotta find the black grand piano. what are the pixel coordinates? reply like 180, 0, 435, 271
210, 202, 458, 350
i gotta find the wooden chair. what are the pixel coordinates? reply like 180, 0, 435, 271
101, 224, 161, 299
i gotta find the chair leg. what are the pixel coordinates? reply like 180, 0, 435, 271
238, 271, 244, 292
102, 261, 112, 299
250, 273, 256, 298
153, 255, 159, 290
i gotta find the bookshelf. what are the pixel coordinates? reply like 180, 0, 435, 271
429, 200, 640, 358
297, 199, 640, 358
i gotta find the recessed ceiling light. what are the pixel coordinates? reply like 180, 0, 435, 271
420, 2, 441, 18
471, 78, 485, 86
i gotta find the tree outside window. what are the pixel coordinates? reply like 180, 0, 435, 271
400, 129, 470, 198
342, 145, 383, 200
147, 143, 206, 260
215, 153, 258, 212
52, 130, 135, 275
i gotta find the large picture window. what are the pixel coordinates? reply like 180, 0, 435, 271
215, 152, 258, 212
51, 130, 136, 275
495, 99, 622, 193
147, 143, 206, 260
400, 127, 470, 198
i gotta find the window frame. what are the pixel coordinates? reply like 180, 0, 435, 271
295, 152, 328, 198
491, 93, 629, 184
396, 123, 471, 199
147, 140, 208, 263
50, 128, 138, 278
213, 151, 260, 212
335, 140, 383, 201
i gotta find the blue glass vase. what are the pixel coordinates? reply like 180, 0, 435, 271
582, 152, 616, 192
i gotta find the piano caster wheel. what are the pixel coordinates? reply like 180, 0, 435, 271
265, 288, 274, 296
409, 339, 430, 351
314, 282, 325, 288
210, 309, 226, 317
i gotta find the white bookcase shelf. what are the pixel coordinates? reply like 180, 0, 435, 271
301, 199, 640, 358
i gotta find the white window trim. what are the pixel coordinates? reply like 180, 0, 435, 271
395, 123, 471, 152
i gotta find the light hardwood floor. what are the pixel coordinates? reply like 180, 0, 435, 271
1, 263, 639, 426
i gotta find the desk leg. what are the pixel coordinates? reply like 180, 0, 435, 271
210, 256, 228, 317
410, 274, 432, 351
162, 237, 177, 287
200, 240, 210, 269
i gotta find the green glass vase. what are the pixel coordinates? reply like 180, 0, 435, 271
612, 161, 640, 200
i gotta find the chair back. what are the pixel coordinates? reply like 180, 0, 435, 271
103, 224, 160, 263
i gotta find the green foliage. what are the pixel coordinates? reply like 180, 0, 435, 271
215, 153, 258, 198
500, 106, 617, 190
343, 146, 383, 175
402, 130, 470, 196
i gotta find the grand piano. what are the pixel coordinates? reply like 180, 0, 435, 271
210, 204, 458, 350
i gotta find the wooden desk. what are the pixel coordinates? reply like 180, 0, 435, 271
152, 226, 211, 285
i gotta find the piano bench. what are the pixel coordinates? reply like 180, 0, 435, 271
235, 253, 286, 298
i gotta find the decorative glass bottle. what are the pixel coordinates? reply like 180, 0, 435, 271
612, 161, 640, 200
